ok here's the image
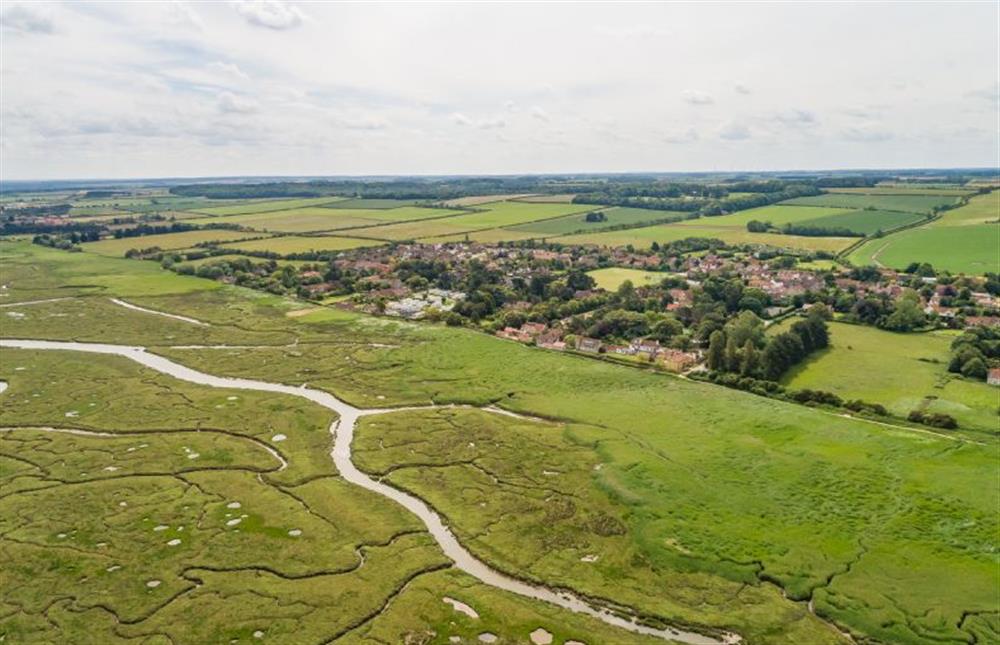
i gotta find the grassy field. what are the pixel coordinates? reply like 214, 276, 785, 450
587, 267, 674, 290
824, 187, 975, 196
187, 207, 384, 232
342, 202, 581, 241
509, 206, 682, 236
677, 204, 850, 229
218, 235, 384, 255
321, 198, 423, 209
846, 192, 999, 273
554, 223, 855, 253
774, 320, 998, 434
81, 230, 263, 257
796, 209, 927, 235
190, 197, 345, 216
781, 193, 959, 213
3, 241, 997, 645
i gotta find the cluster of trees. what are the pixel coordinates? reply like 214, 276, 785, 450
32, 231, 99, 249
706, 307, 830, 381
1, 203, 72, 217
781, 223, 860, 237
906, 410, 958, 429
584, 211, 607, 222
837, 290, 927, 332
948, 327, 999, 380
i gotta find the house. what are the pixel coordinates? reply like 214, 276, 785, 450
630, 338, 661, 355
966, 316, 1000, 329
607, 344, 635, 356
988, 368, 1000, 386
575, 337, 602, 353
659, 349, 700, 373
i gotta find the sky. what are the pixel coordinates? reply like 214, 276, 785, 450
1, 1, 998, 180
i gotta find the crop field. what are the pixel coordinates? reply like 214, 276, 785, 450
441, 194, 534, 207
824, 187, 976, 196
677, 204, 849, 229
321, 198, 423, 209
554, 223, 856, 252
780, 193, 959, 213
3, 242, 997, 645
847, 192, 1000, 273
795, 209, 927, 235
81, 230, 263, 257
190, 197, 345, 216
422, 228, 539, 244
586, 267, 674, 290
174, 254, 313, 269
509, 206, 681, 236
188, 208, 384, 233
345, 201, 591, 241
218, 235, 383, 255
774, 320, 998, 434
511, 193, 577, 203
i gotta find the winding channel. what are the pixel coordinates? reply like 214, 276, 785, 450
0, 338, 738, 645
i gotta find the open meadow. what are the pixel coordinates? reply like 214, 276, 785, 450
586, 267, 674, 291
218, 235, 383, 255
781, 193, 960, 213
847, 192, 1000, 273
773, 320, 999, 435
81, 230, 264, 257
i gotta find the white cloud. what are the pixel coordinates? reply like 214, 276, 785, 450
233, 0, 305, 30
451, 112, 473, 126
841, 126, 893, 142
530, 106, 550, 122
165, 2, 204, 31
478, 118, 505, 130
663, 128, 699, 144
734, 84, 751, 95
681, 89, 714, 106
774, 109, 817, 126
216, 91, 258, 114
1, 4, 54, 34
208, 61, 250, 80
718, 121, 751, 140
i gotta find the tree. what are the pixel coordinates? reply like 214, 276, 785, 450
884, 290, 926, 331
706, 330, 726, 371
740, 340, 759, 376
960, 356, 988, 379
724, 336, 740, 372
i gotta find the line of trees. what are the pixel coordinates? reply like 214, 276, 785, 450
706, 307, 831, 381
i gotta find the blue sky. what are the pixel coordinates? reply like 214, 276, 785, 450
1, 1, 997, 179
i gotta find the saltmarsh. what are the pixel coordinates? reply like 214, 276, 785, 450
1, 241, 997, 644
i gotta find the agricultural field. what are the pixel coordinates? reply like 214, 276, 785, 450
847, 192, 1000, 273
824, 187, 976, 196
781, 193, 960, 213
188, 206, 468, 234
219, 235, 383, 255
509, 206, 682, 236
81, 230, 264, 257
321, 198, 424, 209
554, 222, 855, 253
348, 200, 592, 241
586, 267, 674, 291
795, 209, 927, 235
678, 204, 849, 229
190, 197, 345, 216
1, 241, 997, 645
774, 320, 999, 435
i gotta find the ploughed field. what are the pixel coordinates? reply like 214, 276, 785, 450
0, 241, 997, 644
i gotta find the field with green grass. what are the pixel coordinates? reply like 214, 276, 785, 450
773, 320, 998, 434
2, 240, 997, 645
187, 207, 385, 232
781, 193, 959, 213
190, 197, 345, 216
796, 209, 927, 235
678, 204, 849, 229
554, 222, 855, 253
824, 187, 975, 196
509, 206, 682, 236
587, 267, 674, 291
847, 192, 999, 273
321, 198, 423, 209
344, 202, 578, 241
219, 235, 383, 255
81, 230, 263, 257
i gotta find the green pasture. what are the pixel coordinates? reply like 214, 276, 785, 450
846, 192, 999, 273
509, 206, 679, 236
774, 320, 998, 434
219, 235, 383, 255
781, 193, 959, 213
82, 230, 262, 257
554, 223, 855, 253
587, 267, 674, 291
796, 209, 926, 235
190, 197, 345, 216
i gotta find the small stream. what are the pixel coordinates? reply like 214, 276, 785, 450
0, 338, 738, 644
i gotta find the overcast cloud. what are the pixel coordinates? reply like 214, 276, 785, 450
1, 1, 997, 179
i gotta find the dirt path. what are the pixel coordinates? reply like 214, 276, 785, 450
109, 298, 209, 326
0, 337, 738, 645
